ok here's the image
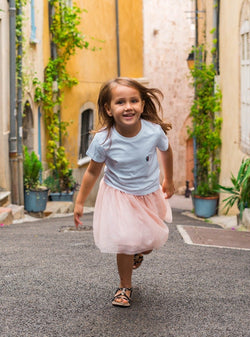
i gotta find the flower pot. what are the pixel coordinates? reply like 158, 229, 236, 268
24, 188, 49, 212
192, 195, 219, 218
49, 191, 74, 202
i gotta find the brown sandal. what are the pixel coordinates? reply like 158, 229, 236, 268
112, 288, 133, 307
133, 254, 144, 269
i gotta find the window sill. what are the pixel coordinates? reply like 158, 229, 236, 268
78, 156, 91, 167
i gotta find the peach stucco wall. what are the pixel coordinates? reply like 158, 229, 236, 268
143, 0, 195, 191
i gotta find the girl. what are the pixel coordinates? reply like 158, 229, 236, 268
74, 77, 175, 307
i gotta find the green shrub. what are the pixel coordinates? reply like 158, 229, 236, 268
23, 146, 42, 190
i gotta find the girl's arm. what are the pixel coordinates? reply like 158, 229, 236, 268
159, 144, 175, 199
74, 159, 104, 228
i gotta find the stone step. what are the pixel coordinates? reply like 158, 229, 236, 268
8, 204, 25, 220
44, 201, 74, 216
0, 204, 25, 226
0, 191, 11, 207
0, 207, 13, 225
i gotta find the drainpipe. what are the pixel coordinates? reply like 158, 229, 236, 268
9, 0, 19, 204
213, 0, 220, 74
192, 0, 198, 190
115, 0, 121, 76
17, 3, 24, 204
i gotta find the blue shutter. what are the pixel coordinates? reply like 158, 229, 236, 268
30, 0, 37, 42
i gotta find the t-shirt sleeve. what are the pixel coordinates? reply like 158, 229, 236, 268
86, 134, 106, 162
156, 126, 169, 151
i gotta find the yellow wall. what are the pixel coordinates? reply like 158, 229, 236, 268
61, 0, 143, 167
43, 0, 50, 67
119, 0, 143, 77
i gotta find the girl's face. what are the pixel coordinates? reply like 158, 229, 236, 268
105, 84, 145, 137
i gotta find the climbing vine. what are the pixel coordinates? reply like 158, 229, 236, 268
16, 0, 27, 87
33, 0, 91, 191
188, 46, 222, 197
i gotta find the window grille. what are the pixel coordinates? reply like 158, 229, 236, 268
79, 109, 93, 159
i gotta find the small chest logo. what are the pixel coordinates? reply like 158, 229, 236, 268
146, 155, 149, 162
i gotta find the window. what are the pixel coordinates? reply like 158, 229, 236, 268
240, 0, 250, 154
79, 109, 93, 159
30, 0, 37, 43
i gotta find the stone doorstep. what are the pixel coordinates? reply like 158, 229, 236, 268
45, 201, 74, 214
0, 191, 11, 207
0, 204, 25, 226
0, 208, 13, 225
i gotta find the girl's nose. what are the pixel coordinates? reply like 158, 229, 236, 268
124, 102, 132, 110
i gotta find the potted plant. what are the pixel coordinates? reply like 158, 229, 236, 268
44, 166, 77, 202
188, 46, 223, 218
218, 158, 250, 223
23, 146, 49, 212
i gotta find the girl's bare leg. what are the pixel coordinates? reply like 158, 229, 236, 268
113, 254, 134, 305
117, 254, 134, 288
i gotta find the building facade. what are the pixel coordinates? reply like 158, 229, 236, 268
0, 0, 11, 200
143, 0, 196, 192
59, 0, 144, 204
200, 0, 250, 214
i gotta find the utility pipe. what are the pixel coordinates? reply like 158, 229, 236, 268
17, 3, 24, 204
9, 0, 16, 155
213, 0, 220, 74
17, 4, 23, 156
9, 0, 19, 204
115, 0, 121, 77
193, 0, 198, 190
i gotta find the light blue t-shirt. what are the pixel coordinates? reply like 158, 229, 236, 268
86, 119, 169, 195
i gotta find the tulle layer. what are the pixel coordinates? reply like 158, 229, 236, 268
93, 180, 172, 254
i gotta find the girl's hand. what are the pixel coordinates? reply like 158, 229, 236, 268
74, 203, 84, 229
162, 179, 175, 199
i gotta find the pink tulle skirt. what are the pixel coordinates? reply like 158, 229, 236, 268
93, 179, 172, 254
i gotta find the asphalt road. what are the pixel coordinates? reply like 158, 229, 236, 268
0, 210, 249, 337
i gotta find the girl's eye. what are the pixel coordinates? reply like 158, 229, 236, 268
116, 100, 124, 105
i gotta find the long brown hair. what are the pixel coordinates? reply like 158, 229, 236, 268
97, 77, 172, 135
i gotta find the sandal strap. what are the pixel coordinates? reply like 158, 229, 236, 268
113, 288, 133, 302
133, 254, 144, 268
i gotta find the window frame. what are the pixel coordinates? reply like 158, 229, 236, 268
78, 103, 95, 166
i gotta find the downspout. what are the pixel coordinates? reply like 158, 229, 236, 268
9, 0, 19, 203
17, 3, 24, 204
213, 0, 220, 74
193, 0, 198, 190
115, 0, 121, 76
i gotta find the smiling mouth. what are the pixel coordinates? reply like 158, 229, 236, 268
123, 113, 135, 118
